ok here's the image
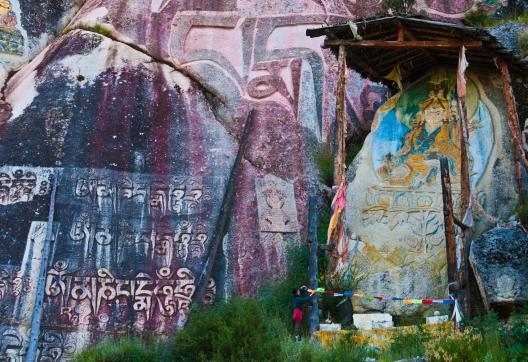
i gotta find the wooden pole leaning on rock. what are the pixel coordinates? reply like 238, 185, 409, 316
500, 61, 525, 192
335, 44, 347, 185
456, 47, 472, 317
440, 158, 457, 291
193, 110, 255, 307
308, 196, 320, 336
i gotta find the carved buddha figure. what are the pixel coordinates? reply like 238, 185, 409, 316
262, 182, 291, 232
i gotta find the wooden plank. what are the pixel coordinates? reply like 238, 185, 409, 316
397, 24, 405, 41
440, 158, 458, 289
193, 110, 255, 306
401, 25, 438, 65
308, 196, 320, 335
347, 51, 383, 80
324, 39, 482, 48
500, 61, 526, 192
334, 45, 347, 185
458, 96, 471, 218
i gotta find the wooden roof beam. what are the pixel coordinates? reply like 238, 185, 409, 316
400, 25, 439, 66
324, 39, 482, 48
346, 51, 383, 80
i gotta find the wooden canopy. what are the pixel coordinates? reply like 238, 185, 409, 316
306, 16, 528, 87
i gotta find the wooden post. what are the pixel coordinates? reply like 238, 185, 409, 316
440, 158, 457, 288
457, 96, 471, 219
500, 61, 525, 192
456, 97, 471, 317
335, 45, 347, 185
193, 110, 255, 306
308, 197, 320, 336
397, 25, 405, 42
456, 48, 472, 316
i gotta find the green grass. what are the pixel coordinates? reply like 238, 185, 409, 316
74, 245, 528, 362
518, 30, 528, 56
314, 148, 334, 187
516, 192, 528, 226
74, 22, 113, 37
464, 9, 528, 28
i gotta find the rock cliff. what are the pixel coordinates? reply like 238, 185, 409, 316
0, 0, 521, 359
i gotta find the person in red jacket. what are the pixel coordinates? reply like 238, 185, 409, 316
292, 286, 311, 341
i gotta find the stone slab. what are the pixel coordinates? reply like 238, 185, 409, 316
353, 313, 394, 330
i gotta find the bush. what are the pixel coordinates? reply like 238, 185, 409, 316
170, 298, 281, 362
518, 30, 528, 56
381, 0, 416, 15
315, 148, 334, 187
464, 9, 493, 27
258, 245, 310, 326
515, 192, 528, 226
73, 338, 162, 362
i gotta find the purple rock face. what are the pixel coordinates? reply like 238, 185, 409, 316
425, 0, 475, 14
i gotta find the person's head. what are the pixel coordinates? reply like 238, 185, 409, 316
292, 288, 300, 296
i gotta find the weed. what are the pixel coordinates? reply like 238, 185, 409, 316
315, 147, 334, 187
515, 191, 528, 226
381, 0, 416, 15
518, 30, 528, 56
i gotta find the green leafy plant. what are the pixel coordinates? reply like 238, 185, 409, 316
315, 147, 335, 187
170, 298, 281, 362
381, 0, 416, 15
73, 338, 163, 362
518, 30, 528, 57
515, 192, 528, 226
464, 9, 494, 27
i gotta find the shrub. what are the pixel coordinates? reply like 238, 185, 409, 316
518, 30, 528, 56
258, 245, 310, 326
73, 338, 162, 362
170, 298, 281, 362
381, 0, 416, 15
515, 191, 528, 226
464, 9, 493, 27
315, 148, 335, 187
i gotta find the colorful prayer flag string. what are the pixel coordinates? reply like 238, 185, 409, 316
305, 288, 455, 305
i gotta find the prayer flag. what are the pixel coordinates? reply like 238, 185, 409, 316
457, 46, 469, 98
385, 64, 403, 91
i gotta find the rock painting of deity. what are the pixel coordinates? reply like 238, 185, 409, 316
372, 69, 494, 190
0, 0, 23, 55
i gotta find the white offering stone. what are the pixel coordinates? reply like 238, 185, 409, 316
319, 323, 342, 331
353, 313, 394, 330
426, 315, 449, 324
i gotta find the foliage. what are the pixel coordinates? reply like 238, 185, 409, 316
169, 298, 281, 362
258, 245, 310, 329
515, 191, 528, 226
75, 22, 114, 38
518, 30, 528, 56
464, 9, 495, 27
464, 8, 528, 28
73, 338, 163, 362
381, 0, 416, 15
315, 147, 334, 187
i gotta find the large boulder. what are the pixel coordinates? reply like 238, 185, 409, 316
343, 69, 518, 316
469, 225, 528, 314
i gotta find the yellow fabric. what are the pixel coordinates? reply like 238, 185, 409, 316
327, 207, 343, 242
385, 64, 403, 91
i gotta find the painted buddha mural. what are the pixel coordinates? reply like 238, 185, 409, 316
0, 0, 23, 55
372, 70, 494, 189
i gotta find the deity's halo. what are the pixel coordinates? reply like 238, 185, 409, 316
392, 69, 480, 128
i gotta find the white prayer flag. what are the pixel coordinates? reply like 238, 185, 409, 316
457, 46, 469, 98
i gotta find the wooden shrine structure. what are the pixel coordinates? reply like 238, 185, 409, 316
307, 16, 528, 317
